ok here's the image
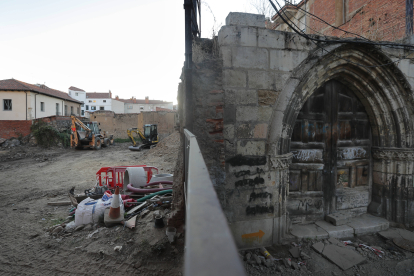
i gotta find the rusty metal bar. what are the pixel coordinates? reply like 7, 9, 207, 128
184, 129, 246, 276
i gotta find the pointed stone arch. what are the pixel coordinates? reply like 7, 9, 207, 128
267, 44, 414, 228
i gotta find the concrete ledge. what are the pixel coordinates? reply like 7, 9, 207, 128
347, 214, 389, 235
290, 223, 329, 240
226, 12, 265, 28
315, 220, 354, 239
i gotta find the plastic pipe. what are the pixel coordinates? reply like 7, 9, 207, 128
127, 183, 172, 194
134, 189, 173, 202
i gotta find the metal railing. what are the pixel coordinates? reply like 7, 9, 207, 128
184, 129, 246, 276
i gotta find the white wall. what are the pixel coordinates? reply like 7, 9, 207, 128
111, 99, 124, 113
124, 102, 174, 113
69, 89, 86, 116
0, 91, 27, 120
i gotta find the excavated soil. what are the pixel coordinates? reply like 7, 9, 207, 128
0, 132, 183, 276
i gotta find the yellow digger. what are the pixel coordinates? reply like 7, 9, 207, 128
70, 115, 114, 150
127, 124, 158, 151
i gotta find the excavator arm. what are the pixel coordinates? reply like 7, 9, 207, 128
127, 128, 146, 147
70, 115, 91, 147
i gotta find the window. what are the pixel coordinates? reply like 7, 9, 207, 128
91, 106, 96, 110
89, 100, 92, 103
40, 102, 45, 112
81, 110, 84, 116
140, 106, 144, 110
77, 107, 80, 114
100, 106, 104, 110
75, 92, 78, 96
71, 106, 73, 115
85, 105, 89, 110
65, 105, 68, 116
103, 100, 106, 103
81, 103, 84, 107
56, 103, 59, 115
3, 99, 12, 110
69, 91, 71, 95
127, 104, 133, 109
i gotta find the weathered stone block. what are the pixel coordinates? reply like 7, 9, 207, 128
225, 89, 258, 105
258, 90, 280, 106
225, 12, 265, 28
218, 26, 258, 47
223, 70, 247, 88
270, 49, 308, 72
236, 124, 252, 138
232, 47, 268, 69
285, 33, 315, 51
248, 71, 275, 89
223, 124, 234, 140
220, 46, 232, 67
258, 29, 285, 49
236, 106, 257, 121
253, 124, 268, 138
224, 105, 236, 124
237, 140, 266, 156
258, 106, 273, 122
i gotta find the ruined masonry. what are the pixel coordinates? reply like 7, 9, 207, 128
182, 12, 414, 249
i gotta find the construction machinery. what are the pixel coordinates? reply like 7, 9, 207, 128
127, 124, 158, 151
70, 115, 114, 150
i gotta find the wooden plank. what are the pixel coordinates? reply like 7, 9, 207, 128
47, 201, 72, 206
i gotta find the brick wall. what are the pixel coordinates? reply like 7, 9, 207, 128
309, 0, 409, 41
0, 120, 32, 139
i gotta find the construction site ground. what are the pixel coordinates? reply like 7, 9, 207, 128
2, 131, 414, 276
0, 132, 183, 276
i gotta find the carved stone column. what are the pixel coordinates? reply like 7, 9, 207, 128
269, 153, 293, 243
371, 147, 414, 226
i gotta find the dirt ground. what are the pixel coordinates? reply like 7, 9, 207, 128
242, 231, 414, 276
0, 132, 183, 276
2, 131, 414, 276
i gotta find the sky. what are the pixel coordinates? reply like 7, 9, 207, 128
0, 0, 287, 104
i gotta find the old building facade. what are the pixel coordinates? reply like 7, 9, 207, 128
181, 12, 414, 249
272, 0, 412, 42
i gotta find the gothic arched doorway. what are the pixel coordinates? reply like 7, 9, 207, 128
287, 79, 371, 224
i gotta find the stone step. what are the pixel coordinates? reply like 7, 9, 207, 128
325, 212, 351, 226
290, 213, 389, 240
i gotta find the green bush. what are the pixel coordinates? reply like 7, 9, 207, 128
31, 120, 70, 148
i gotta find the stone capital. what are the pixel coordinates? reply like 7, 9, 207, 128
270, 152, 293, 169
372, 147, 414, 161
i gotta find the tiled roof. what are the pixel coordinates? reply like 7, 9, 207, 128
0, 79, 82, 104
119, 99, 172, 104
69, 86, 85, 92
86, 92, 111, 99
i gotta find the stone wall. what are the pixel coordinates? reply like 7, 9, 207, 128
138, 111, 177, 140
183, 12, 414, 249
91, 111, 138, 139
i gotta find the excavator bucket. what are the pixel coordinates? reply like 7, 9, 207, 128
128, 145, 143, 151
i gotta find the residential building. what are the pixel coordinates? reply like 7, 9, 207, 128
271, 0, 412, 42
0, 79, 81, 120
119, 96, 173, 113
68, 87, 124, 117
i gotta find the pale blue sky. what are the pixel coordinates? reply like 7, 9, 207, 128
0, 0, 284, 104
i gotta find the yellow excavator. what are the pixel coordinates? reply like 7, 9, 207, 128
70, 115, 114, 150
127, 124, 158, 151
